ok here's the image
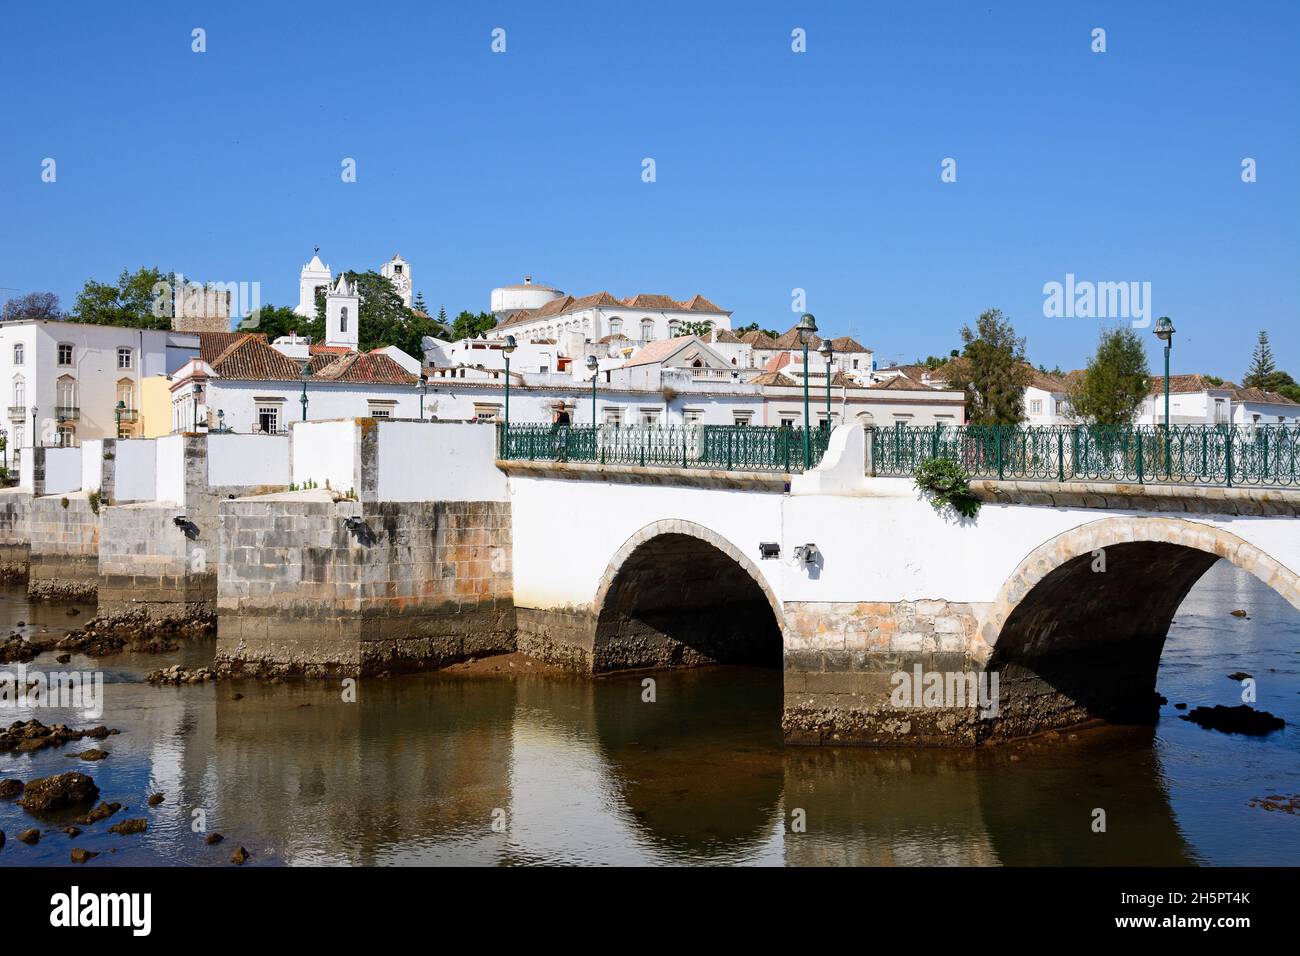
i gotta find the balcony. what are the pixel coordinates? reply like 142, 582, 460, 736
116, 408, 139, 422
7, 406, 25, 420
56, 406, 80, 421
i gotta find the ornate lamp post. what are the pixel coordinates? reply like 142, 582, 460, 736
299, 365, 309, 422
586, 355, 598, 425
818, 339, 834, 430
192, 382, 202, 432
31, 406, 38, 448
797, 313, 818, 469
1153, 315, 1175, 478
502, 335, 517, 430
115, 400, 125, 438
418, 372, 429, 420
217, 409, 226, 433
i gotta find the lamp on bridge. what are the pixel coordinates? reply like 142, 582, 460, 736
418, 372, 429, 420
502, 336, 517, 454
30, 406, 37, 448
586, 355, 598, 426
797, 313, 818, 469
1154, 315, 1175, 478
299, 364, 310, 422
818, 338, 834, 431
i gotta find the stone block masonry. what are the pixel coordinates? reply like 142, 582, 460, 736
28, 492, 102, 602
215, 491, 515, 675
0, 489, 32, 583
97, 503, 217, 622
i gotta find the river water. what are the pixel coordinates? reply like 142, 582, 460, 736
1, 559, 1297, 866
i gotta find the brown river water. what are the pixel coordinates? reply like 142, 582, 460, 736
1, 559, 1298, 866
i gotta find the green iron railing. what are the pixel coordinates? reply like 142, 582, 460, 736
499, 424, 831, 473
871, 423, 1300, 488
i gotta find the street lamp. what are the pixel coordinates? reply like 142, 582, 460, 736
586, 355, 598, 426
1154, 315, 1175, 478
115, 400, 125, 438
217, 409, 226, 433
502, 335, 517, 433
818, 339, 834, 431
418, 372, 429, 420
0, 428, 7, 472
30, 406, 37, 448
797, 313, 818, 469
299, 364, 310, 422
192, 382, 201, 432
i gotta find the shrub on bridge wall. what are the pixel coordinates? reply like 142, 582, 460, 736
915, 457, 981, 519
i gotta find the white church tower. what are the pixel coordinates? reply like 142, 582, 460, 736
297, 251, 333, 318
324, 275, 359, 349
380, 253, 412, 308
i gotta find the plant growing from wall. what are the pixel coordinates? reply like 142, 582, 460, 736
60, 496, 69, 510
88, 490, 101, 515
914, 457, 981, 519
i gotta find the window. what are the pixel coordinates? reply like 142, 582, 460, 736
473, 403, 502, 423
369, 408, 391, 418
12, 377, 24, 408
639, 408, 660, 426
733, 412, 753, 426
604, 407, 622, 427
394, 264, 402, 274
57, 377, 77, 413
57, 424, 76, 447
58, 343, 74, 366
12, 344, 22, 365
780, 416, 796, 428
640, 319, 655, 343
1029, 399, 1043, 415
257, 405, 280, 434
367, 402, 395, 419
340, 307, 348, 333
117, 347, 133, 369
608, 318, 623, 337
682, 409, 703, 426
668, 320, 681, 337
13, 425, 23, 449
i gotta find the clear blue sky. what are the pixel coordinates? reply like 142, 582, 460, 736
2, 1, 1296, 378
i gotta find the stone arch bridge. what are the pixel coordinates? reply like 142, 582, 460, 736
501, 426, 1300, 745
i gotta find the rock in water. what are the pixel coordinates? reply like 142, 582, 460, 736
1230, 609, 1248, 617
205, 832, 224, 845
230, 845, 250, 864
147, 792, 164, 806
70, 847, 98, 863
108, 818, 147, 836
1227, 671, 1252, 681
1180, 704, 1285, 735
17, 772, 99, 814
64, 826, 82, 838
0, 778, 23, 799
18, 828, 40, 844
79, 801, 122, 824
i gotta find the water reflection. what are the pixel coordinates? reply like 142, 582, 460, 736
1, 560, 1297, 866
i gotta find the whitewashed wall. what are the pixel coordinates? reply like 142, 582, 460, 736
155, 435, 186, 505
291, 420, 359, 494
80, 440, 103, 492
114, 439, 157, 503
208, 434, 290, 489
42, 447, 82, 495
375, 422, 509, 502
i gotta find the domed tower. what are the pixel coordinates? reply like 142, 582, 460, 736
297, 251, 332, 318
325, 275, 360, 350
490, 275, 565, 321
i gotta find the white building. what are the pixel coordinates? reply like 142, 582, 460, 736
1137, 375, 1300, 425
0, 319, 180, 456
486, 289, 733, 353
295, 250, 415, 318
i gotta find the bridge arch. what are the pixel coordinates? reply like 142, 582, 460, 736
591, 519, 784, 673
979, 515, 1300, 738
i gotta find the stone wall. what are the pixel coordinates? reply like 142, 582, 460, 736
28, 492, 102, 602
215, 492, 515, 674
0, 489, 32, 583
97, 503, 217, 622
781, 599, 989, 747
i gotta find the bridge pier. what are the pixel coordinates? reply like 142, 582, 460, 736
0, 488, 32, 583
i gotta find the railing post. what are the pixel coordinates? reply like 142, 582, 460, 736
1226, 428, 1234, 487
1057, 429, 1064, 482
1136, 430, 1144, 483
996, 428, 1005, 480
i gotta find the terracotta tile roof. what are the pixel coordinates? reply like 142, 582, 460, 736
868, 374, 934, 391
622, 335, 713, 369
829, 335, 868, 353
310, 344, 353, 356
748, 371, 798, 387
1147, 373, 1232, 395
772, 324, 823, 350
308, 352, 417, 385
1028, 369, 1070, 392
1229, 385, 1299, 405
597, 333, 631, 344
198, 332, 301, 381
198, 331, 259, 365
495, 290, 730, 329
711, 328, 742, 344
764, 352, 793, 374
739, 330, 779, 348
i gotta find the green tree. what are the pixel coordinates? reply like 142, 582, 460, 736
437, 305, 448, 326
1067, 326, 1152, 424
676, 319, 715, 337
1243, 331, 1278, 388
71, 267, 174, 329
237, 304, 317, 341
946, 309, 1031, 425
412, 290, 428, 315
450, 310, 497, 341
0, 291, 62, 321
734, 321, 779, 338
